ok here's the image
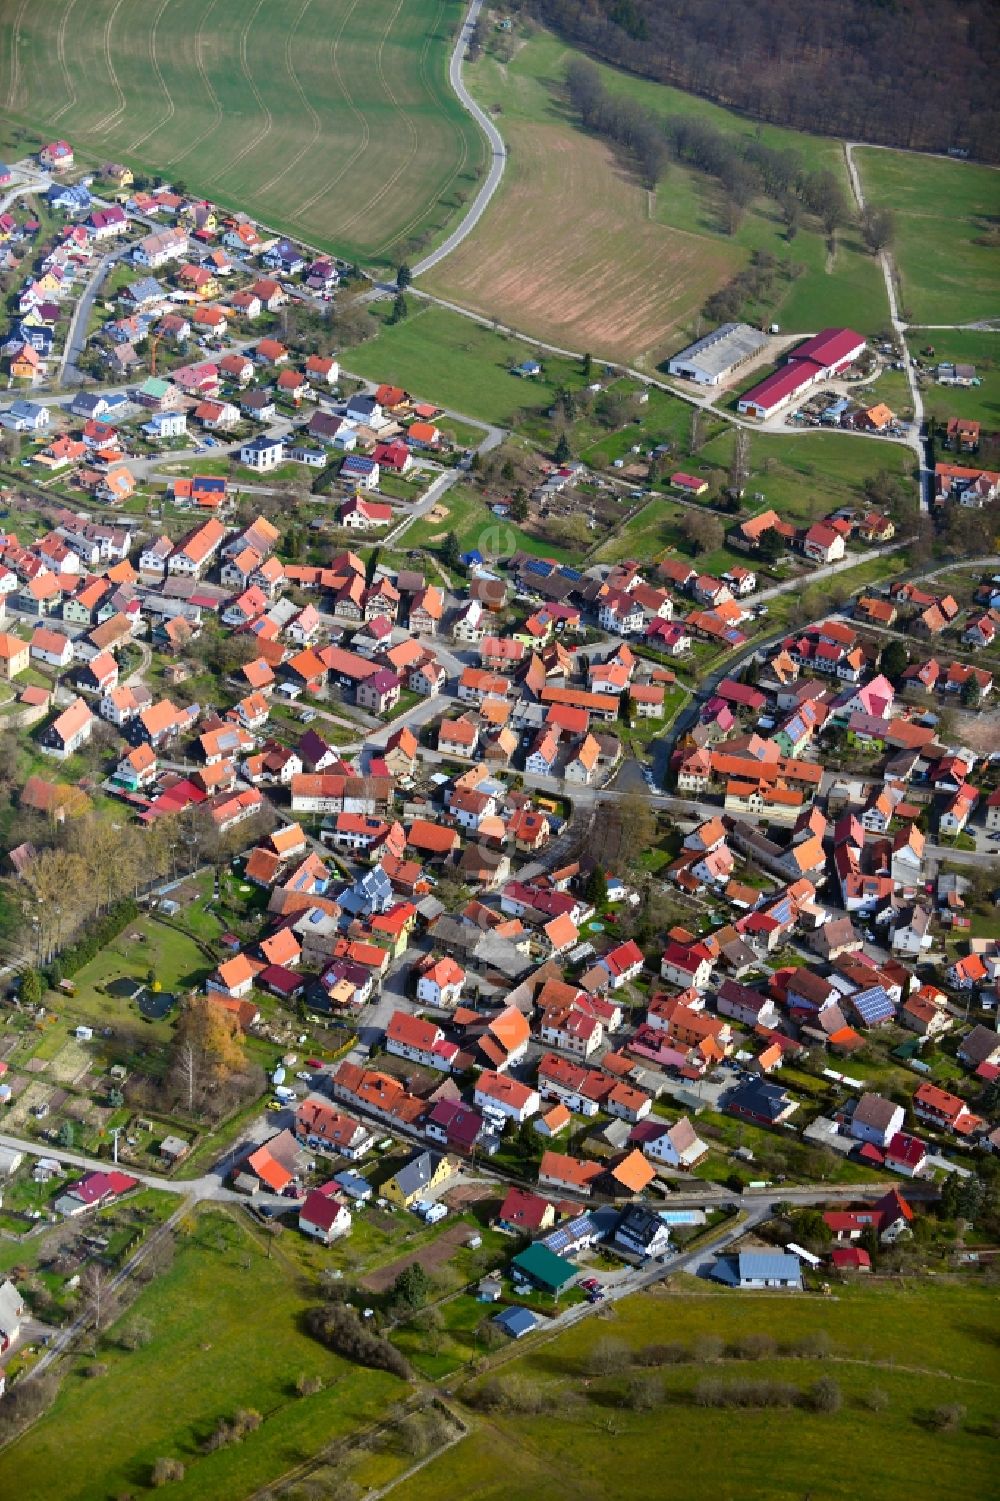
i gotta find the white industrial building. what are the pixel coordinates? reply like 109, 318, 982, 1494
667, 322, 769, 386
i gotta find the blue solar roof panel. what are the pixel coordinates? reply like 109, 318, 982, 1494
852, 985, 894, 1023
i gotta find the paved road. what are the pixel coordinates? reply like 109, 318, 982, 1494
412, 0, 507, 279
549, 1173, 942, 1326
906, 319, 1000, 331
58, 244, 134, 387
0, 1131, 286, 1210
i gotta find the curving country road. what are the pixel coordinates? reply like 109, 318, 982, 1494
411, 0, 506, 278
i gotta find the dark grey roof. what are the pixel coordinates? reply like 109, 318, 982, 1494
616, 1204, 664, 1247
725, 1078, 790, 1121
391, 1151, 442, 1199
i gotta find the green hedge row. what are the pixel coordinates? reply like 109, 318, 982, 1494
59, 899, 140, 978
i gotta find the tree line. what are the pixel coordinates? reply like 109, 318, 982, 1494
534, 0, 999, 162
566, 59, 859, 242
2, 775, 274, 979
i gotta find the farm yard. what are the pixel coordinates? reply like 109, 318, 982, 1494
0, 0, 484, 267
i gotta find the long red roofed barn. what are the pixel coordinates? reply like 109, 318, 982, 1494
736, 329, 867, 420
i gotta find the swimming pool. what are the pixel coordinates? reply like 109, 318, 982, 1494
659, 1210, 707, 1226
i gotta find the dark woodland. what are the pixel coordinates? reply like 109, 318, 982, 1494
530, 0, 1000, 162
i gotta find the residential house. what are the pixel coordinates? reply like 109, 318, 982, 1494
39, 696, 93, 760
382, 1152, 452, 1210
850, 1092, 904, 1149
298, 1186, 351, 1243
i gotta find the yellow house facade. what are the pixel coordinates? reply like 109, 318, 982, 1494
382, 1151, 453, 1209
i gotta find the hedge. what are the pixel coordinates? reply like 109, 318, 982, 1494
58, 899, 140, 978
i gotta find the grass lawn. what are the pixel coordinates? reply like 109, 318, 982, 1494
16, 910, 225, 1066
404, 482, 575, 565
859, 365, 915, 423
759, 551, 910, 628
592, 430, 913, 576
393, 1292, 493, 1380
392, 1279, 998, 1501
437, 416, 490, 449
697, 428, 916, 525
0, 1207, 409, 1501
647, 150, 887, 339
0, 0, 483, 267
855, 149, 1000, 325
344, 302, 595, 427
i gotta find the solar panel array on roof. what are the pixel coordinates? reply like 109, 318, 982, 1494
851, 985, 894, 1025
541, 1226, 571, 1255
525, 559, 551, 577
560, 567, 583, 581
542, 1213, 592, 1256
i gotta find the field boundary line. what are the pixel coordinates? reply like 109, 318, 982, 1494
293, 0, 376, 220
167, 0, 225, 167
126, 0, 176, 156
49, 0, 80, 126
90, 0, 130, 137
206, 0, 273, 186
255, 0, 323, 199
369, 0, 472, 262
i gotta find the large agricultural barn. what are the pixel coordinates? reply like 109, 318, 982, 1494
736, 328, 867, 419
667, 322, 769, 386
